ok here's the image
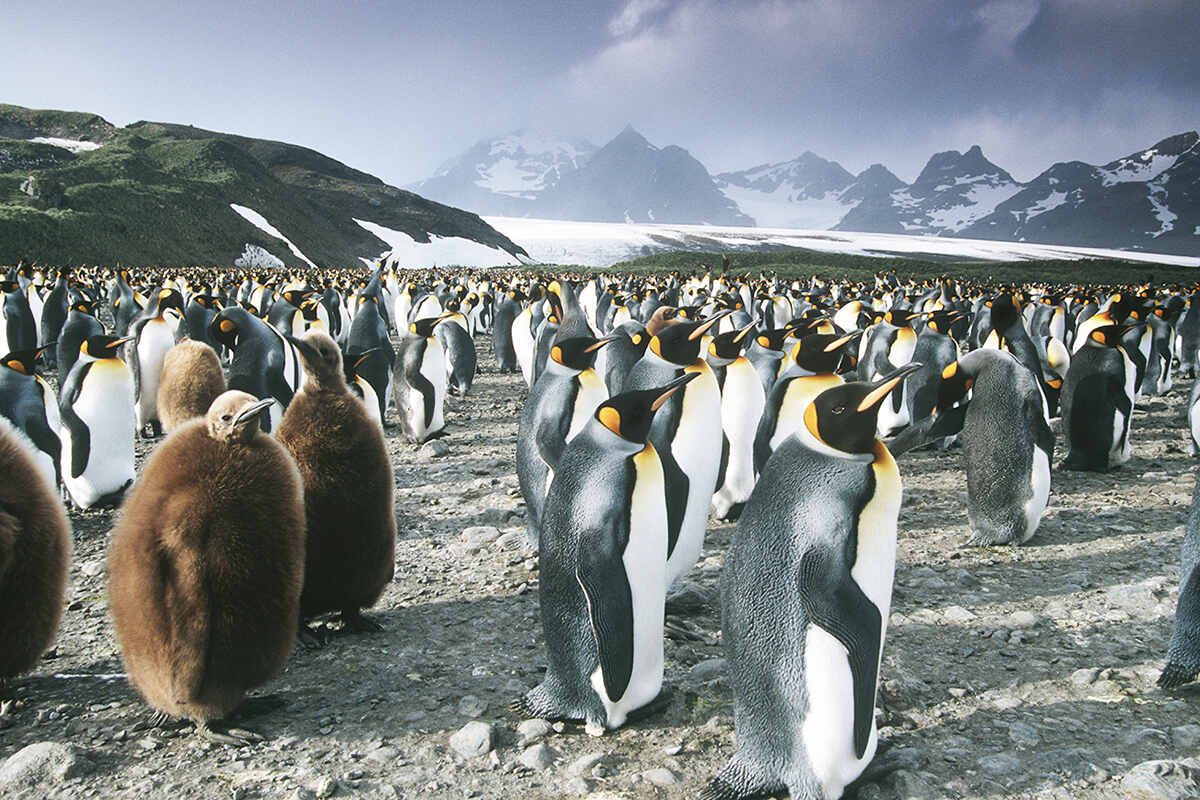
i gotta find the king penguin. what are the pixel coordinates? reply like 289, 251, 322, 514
707, 321, 766, 521
108, 391, 304, 743
0, 415, 72, 681
129, 288, 186, 437
208, 306, 302, 433
57, 298, 104, 381
59, 334, 136, 509
1160, 475, 1200, 688
517, 335, 612, 545
1060, 324, 1136, 472
393, 315, 451, 443
278, 331, 396, 632
512, 374, 697, 734
0, 346, 62, 486
703, 365, 917, 800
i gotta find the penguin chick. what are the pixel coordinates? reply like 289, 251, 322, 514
0, 417, 72, 680
108, 391, 304, 742
157, 339, 227, 434
277, 331, 396, 632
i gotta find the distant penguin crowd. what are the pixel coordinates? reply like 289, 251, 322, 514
4, 257, 1200, 798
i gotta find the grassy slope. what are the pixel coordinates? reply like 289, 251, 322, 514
0, 106, 526, 268
610, 249, 1200, 286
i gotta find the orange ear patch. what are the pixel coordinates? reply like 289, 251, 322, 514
219, 319, 236, 333
598, 406, 621, 434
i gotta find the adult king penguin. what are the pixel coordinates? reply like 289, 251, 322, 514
277, 331, 395, 632
512, 375, 697, 734
703, 365, 918, 800
59, 335, 136, 509
393, 315, 451, 443
109, 391, 304, 743
0, 417, 71, 682
1061, 324, 1136, 472
707, 322, 765, 521
0, 347, 62, 486
1160, 475, 1200, 688
208, 306, 302, 433
129, 288, 186, 437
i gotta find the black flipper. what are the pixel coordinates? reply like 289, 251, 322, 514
798, 544, 882, 760
575, 527, 635, 703
715, 431, 730, 493
59, 361, 93, 479
887, 404, 967, 457
535, 388, 575, 472
658, 446, 689, 560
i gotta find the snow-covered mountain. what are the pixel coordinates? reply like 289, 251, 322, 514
713, 152, 855, 229
961, 132, 1200, 254
408, 131, 597, 217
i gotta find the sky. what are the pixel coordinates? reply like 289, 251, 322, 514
3, 0, 1197, 186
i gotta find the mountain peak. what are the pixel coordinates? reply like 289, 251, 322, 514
610, 125, 654, 150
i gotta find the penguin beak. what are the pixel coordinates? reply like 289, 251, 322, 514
824, 330, 863, 353
354, 349, 378, 368
651, 372, 701, 411
584, 335, 620, 353
233, 398, 274, 427
733, 318, 759, 343
857, 363, 923, 412
688, 310, 732, 341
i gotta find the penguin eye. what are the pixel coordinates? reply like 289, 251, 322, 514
832, 405, 845, 415
221, 414, 233, 422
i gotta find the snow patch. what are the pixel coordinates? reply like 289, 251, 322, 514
353, 218, 526, 268
234, 243, 285, 270
926, 180, 1024, 233
1147, 181, 1176, 237
718, 182, 852, 229
1100, 148, 1179, 185
229, 204, 318, 267
483, 216, 1200, 269
1024, 190, 1069, 218
28, 137, 101, 153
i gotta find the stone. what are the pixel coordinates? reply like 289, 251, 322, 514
517, 719, 553, 744
977, 752, 1022, 776
1007, 721, 1041, 747
419, 440, 450, 458
567, 752, 609, 777
1006, 610, 1038, 628
1121, 760, 1200, 799
887, 768, 937, 798
942, 605, 976, 623
312, 775, 338, 798
1070, 668, 1100, 686
449, 722, 494, 758
461, 526, 501, 545
457, 695, 486, 718
0, 743, 93, 789
1172, 725, 1200, 750
642, 768, 679, 787
519, 744, 555, 771
688, 658, 726, 683
562, 776, 591, 795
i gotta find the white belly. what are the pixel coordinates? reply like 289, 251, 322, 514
356, 375, 383, 429
567, 369, 608, 442
714, 359, 765, 514
62, 363, 135, 508
590, 444, 667, 728
409, 339, 446, 439
135, 320, 176, 426
665, 364, 722, 586
512, 312, 535, 385
1021, 446, 1051, 542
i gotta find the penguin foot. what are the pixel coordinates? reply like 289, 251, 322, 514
298, 624, 330, 649
509, 688, 564, 722
340, 609, 384, 633
1158, 662, 1199, 689
196, 721, 263, 747
135, 710, 188, 731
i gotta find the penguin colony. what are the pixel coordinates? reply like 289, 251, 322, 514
2, 259, 1200, 797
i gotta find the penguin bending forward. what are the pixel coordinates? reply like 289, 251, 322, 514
513, 374, 698, 735
704, 365, 917, 800
108, 391, 304, 743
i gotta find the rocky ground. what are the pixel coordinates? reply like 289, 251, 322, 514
3, 331, 1200, 800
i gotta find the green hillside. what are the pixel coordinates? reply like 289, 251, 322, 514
0, 103, 527, 268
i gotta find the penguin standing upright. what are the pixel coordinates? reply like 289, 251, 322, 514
393, 316, 450, 443
208, 306, 302, 433
891, 349, 1053, 545
57, 299, 104, 380
492, 289, 523, 373
108, 391, 304, 743
707, 322, 766, 521
156, 340, 228, 434
435, 309, 478, 396
346, 294, 395, 421
59, 335, 136, 509
0, 416, 72, 681
625, 312, 729, 587
0, 347, 62, 486
0, 278, 37, 355
516, 336, 611, 545
513, 375, 696, 734
598, 321, 650, 396
1160, 476, 1200, 688
278, 331, 395, 631
1060, 324, 1136, 472
129, 288, 185, 437
344, 350, 384, 428
38, 268, 70, 369
704, 366, 916, 800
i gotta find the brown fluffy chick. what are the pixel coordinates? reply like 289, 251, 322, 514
156, 339, 227, 434
277, 330, 396, 633
108, 390, 305, 743
0, 418, 72, 682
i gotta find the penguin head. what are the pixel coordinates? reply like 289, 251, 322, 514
1086, 324, 1132, 348
0, 279, 18, 294
751, 326, 789, 353
708, 319, 758, 361
209, 308, 246, 348
793, 330, 861, 375
2, 346, 48, 375
80, 335, 132, 361
343, 349, 375, 383
289, 330, 346, 391
595, 373, 700, 444
206, 390, 274, 444
645, 306, 680, 335
805, 363, 922, 455
935, 360, 974, 412
409, 314, 449, 338
71, 299, 99, 315
925, 310, 961, 334
883, 309, 917, 328
154, 288, 185, 316
649, 311, 731, 365
549, 336, 614, 371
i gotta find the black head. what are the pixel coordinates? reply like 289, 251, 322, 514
209, 307, 249, 349
806, 363, 922, 455
549, 336, 613, 371
751, 326, 790, 353
1086, 323, 1132, 348
883, 308, 918, 327
649, 312, 730, 365
344, 349, 375, 382
410, 314, 449, 338
708, 320, 758, 360
71, 299, 99, 315
925, 310, 961, 334
80, 334, 132, 360
1106, 293, 1135, 323
935, 360, 974, 412
153, 287, 185, 315
595, 373, 700, 443
792, 330, 860, 374
1, 346, 49, 375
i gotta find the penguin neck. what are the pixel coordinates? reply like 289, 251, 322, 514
587, 421, 644, 455
795, 411, 875, 463
545, 359, 582, 378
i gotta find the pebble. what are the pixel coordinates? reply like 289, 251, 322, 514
1070, 668, 1100, 686
688, 658, 726, 683
642, 768, 679, 787
457, 695, 486, 718
449, 722, 494, 758
1172, 724, 1200, 750
461, 526, 501, 545
942, 605, 976, 623
518, 744, 555, 771
977, 752, 1022, 775
562, 776, 591, 795
1005, 610, 1038, 628
312, 775, 338, 798
0, 742, 93, 789
1121, 759, 1200, 799
567, 752, 609, 777
516, 719, 553, 744
419, 440, 450, 458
